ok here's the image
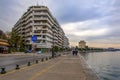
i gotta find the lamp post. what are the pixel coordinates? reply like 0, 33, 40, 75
31, 35, 37, 63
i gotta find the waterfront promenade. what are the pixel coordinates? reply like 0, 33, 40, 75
0, 53, 99, 80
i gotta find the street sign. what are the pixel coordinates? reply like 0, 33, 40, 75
31, 35, 37, 42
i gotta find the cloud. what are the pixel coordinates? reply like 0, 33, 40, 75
61, 19, 110, 37
74, 29, 108, 36
61, 14, 120, 48
0, 0, 120, 48
46, 0, 117, 24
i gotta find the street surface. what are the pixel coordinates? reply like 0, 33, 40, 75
0, 53, 99, 80
0, 53, 51, 71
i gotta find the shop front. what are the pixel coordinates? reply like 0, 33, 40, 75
0, 39, 9, 54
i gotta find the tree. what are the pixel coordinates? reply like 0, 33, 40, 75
75, 46, 79, 50
8, 32, 24, 52
59, 47, 64, 52
53, 46, 59, 52
0, 30, 7, 39
85, 46, 89, 51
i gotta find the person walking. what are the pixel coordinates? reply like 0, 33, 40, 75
72, 50, 75, 56
75, 50, 78, 56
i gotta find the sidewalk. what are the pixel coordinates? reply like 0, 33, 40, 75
0, 54, 100, 80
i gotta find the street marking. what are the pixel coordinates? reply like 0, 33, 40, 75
29, 58, 64, 80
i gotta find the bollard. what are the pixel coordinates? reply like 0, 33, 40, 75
51, 56, 53, 59
15, 64, 20, 70
36, 60, 38, 64
1, 68, 6, 74
51, 56, 54, 59
59, 54, 61, 56
27, 62, 31, 66
41, 58, 44, 62
46, 57, 48, 61
54, 55, 56, 58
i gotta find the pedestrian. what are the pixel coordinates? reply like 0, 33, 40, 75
72, 50, 75, 56
75, 50, 78, 56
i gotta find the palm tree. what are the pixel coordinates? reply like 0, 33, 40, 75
8, 32, 23, 52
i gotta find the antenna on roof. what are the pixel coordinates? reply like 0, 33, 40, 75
42, 0, 44, 5
41, 0, 45, 6
36, 0, 46, 6
36, 0, 39, 6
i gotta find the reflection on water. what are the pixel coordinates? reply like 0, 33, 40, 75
81, 51, 120, 80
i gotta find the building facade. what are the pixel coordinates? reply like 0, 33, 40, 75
0, 30, 9, 53
64, 36, 69, 49
79, 40, 86, 48
13, 6, 69, 50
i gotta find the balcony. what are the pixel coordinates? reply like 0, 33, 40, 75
33, 7, 48, 11
26, 18, 33, 24
26, 37, 31, 41
37, 37, 47, 40
33, 12, 47, 15
33, 17, 47, 21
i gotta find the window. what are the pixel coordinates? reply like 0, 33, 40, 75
38, 35, 41, 37
43, 26, 47, 28
42, 35, 46, 38
43, 40, 46, 43
34, 30, 41, 33
42, 30, 47, 33
37, 40, 41, 43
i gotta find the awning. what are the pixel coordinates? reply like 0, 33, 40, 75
0, 42, 9, 46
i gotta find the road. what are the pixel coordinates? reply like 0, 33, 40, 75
0, 53, 51, 71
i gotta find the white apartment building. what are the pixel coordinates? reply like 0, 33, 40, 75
64, 36, 69, 49
13, 6, 69, 51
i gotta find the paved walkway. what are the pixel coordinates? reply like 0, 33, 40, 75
0, 54, 100, 80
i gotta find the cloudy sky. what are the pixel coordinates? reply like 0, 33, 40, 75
0, 0, 120, 48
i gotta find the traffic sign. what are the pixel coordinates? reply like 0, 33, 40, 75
31, 35, 37, 42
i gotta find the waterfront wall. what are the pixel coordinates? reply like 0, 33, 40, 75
78, 53, 100, 80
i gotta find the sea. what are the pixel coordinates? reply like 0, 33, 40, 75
81, 51, 120, 80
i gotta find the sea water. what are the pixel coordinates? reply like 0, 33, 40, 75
81, 51, 120, 80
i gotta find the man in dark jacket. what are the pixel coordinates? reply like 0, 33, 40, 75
72, 50, 75, 56
75, 50, 78, 56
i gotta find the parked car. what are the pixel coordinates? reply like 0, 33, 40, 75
25, 49, 32, 53
37, 50, 42, 54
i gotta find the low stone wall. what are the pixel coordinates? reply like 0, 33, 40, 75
78, 54, 101, 80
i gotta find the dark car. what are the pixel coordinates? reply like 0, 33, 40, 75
25, 49, 32, 53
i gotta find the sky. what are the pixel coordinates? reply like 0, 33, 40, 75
0, 0, 120, 48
